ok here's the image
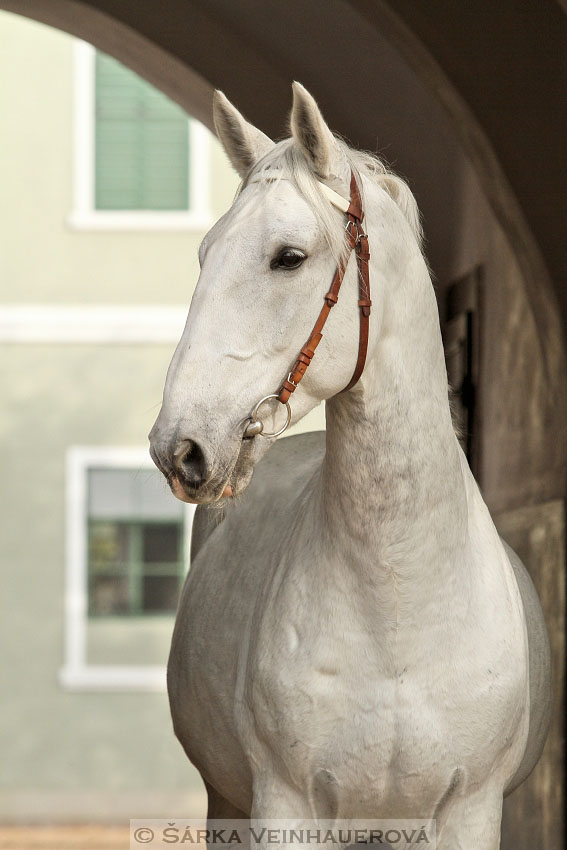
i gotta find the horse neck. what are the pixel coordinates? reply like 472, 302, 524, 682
319, 249, 469, 591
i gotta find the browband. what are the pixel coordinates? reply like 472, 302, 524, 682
247, 173, 350, 213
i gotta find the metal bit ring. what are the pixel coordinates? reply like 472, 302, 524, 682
243, 394, 292, 438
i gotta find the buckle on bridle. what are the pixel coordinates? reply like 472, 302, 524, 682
345, 219, 366, 244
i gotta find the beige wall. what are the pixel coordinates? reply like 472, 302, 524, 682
0, 345, 206, 818
0, 11, 238, 306
0, 9, 228, 820
0, 11, 325, 822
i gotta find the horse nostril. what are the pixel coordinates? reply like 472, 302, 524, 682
174, 440, 207, 490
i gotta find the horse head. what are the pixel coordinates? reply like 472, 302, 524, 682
149, 83, 421, 504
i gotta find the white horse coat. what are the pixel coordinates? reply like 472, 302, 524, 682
149, 84, 551, 850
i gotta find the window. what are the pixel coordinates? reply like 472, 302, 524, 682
87, 468, 185, 616
94, 52, 189, 211
70, 41, 211, 230
60, 448, 195, 691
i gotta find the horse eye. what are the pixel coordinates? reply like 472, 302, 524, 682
270, 248, 306, 270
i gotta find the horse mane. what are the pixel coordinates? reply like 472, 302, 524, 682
240, 135, 424, 266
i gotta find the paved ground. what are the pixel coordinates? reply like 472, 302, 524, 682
0, 826, 129, 849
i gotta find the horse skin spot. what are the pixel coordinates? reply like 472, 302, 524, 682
317, 666, 338, 676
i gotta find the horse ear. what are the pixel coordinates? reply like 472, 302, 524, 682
213, 91, 275, 178
290, 82, 342, 180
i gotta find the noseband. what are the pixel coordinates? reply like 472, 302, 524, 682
243, 170, 371, 439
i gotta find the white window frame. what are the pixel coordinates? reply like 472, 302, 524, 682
59, 446, 195, 692
0, 304, 187, 343
68, 40, 212, 231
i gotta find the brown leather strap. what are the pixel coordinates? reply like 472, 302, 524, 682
343, 233, 371, 391
277, 171, 371, 404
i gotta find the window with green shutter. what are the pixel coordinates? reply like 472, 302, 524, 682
94, 52, 190, 211
87, 467, 186, 617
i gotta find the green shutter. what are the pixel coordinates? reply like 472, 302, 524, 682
94, 52, 190, 211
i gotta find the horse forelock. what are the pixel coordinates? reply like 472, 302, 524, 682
238, 136, 424, 266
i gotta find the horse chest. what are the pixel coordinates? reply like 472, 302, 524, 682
244, 581, 527, 810
247, 644, 461, 814
171, 484, 529, 816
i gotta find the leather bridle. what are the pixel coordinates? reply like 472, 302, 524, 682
243, 170, 371, 439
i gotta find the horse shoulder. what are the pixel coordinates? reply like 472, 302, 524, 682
169, 431, 326, 806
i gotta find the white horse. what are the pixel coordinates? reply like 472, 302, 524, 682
149, 83, 551, 849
